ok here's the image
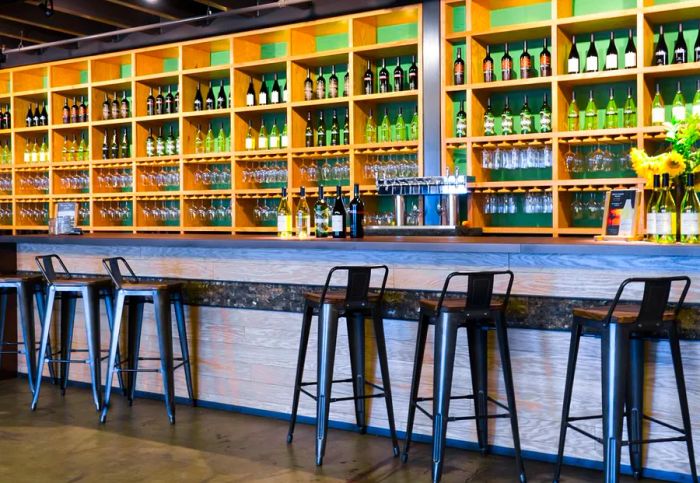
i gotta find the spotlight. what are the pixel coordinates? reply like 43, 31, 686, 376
40, 0, 54, 17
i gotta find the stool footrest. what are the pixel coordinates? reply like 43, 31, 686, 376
117, 368, 160, 373
414, 400, 510, 422
568, 413, 689, 447
45, 358, 91, 364
299, 379, 387, 403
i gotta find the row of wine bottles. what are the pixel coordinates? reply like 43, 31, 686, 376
478, 40, 552, 83
567, 88, 637, 131
361, 56, 419, 94
245, 75, 286, 107
102, 92, 131, 120
651, 81, 700, 124
101, 129, 130, 160
244, 119, 288, 151
61, 97, 89, 124
0, 106, 10, 130
647, 173, 700, 244
477, 95, 552, 136
23, 137, 50, 163
302, 109, 350, 148
277, 184, 364, 239
304, 66, 348, 101
567, 31, 636, 74
364, 107, 419, 143
25, 104, 49, 127
654, 23, 700, 66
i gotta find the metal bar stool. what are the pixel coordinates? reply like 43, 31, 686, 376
286, 265, 399, 466
0, 274, 55, 393
100, 257, 194, 424
402, 270, 526, 483
553, 276, 697, 483
31, 254, 117, 412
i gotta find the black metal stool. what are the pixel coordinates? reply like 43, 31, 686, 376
100, 257, 194, 424
554, 276, 697, 483
402, 270, 526, 483
287, 265, 399, 465
31, 254, 116, 412
0, 274, 54, 393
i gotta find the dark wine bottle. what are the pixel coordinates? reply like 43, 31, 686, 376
364, 60, 374, 94
164, 86, 174, 114
270, 74, 281, 104
40, 102, 48, 126
393, 57, 404, 92
316, 67, 326, 100
304, 68, 313, 101
408, 55, 418, 89
343, 107, 350, 145
483, 45, 494, 82
502, 43, 514, 81
102, 93, 111, 120
605, 32, 618, 70
330, 109, 339, 146
586, 33, 598, 72
147, 87, 156, 115
349, 184, 364, 239
454, 47, 465, 85
102, 131, 109, 160
111, 91, 120, 119
520, 41, 532, 79
316, 111, 326, 147
110, 129, 119, 159
26, 104, 33, 127
70, 97, 78, 123
121, 91, 130, 118
656, 25, 669, 66
624, 29, 637, 68
331, 185, 347, 239
305, 112, 314, 147
62, 98, 70, 124
378, 58, 390, 93
34, 104, 41, 126
540, 38, 551, 76
205, 81, 215, 110
568, 35, 580, 74
3, 105, 10, 130
674, 23, 688, 64
155, 87, 164, 114
259, 75, 269, 106
120, 128, 129, 159
246, 77, 256, 106
217, 80, 227, 109
329, 66, 339, 98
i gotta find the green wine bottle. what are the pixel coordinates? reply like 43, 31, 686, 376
519, 95, 533, 134
409, 107, 419, 141
483, 97, 495, 136
269, 119, 280, 149
455, 99, 467, 138
258, 120, 268, 150
623, 87, 637, 128
205, 123, 214, 154
365, 109, 377, 143
692, 79, 700, 117
656, 173, 677, 244
651, 83, 665, 126
605, 88, 618, 129
585, 90, 597, 130
539, 93, 552, 133
680, 172, 700, 243
244, 121, 254, 151
647, 174, 661, 242
567, 92, 580, 131
379, 109, 391, 143
501, 96, 514, 135
672, 81, 687, 122
395, 108, 406, 141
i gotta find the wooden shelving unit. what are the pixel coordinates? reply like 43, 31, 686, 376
0, 5, 422, 234
439, 0, 700, 236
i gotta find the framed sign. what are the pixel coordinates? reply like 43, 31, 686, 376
598, 189, 642, 240
54, 202, 78, 234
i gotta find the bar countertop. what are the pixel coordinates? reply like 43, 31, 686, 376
1, 233, 699, 256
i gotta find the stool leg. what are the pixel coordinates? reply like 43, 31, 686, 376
601, 323, 629, 483
31, 286, 56, 411
432, 313, 459, 483
401, 310, 430, 463
316, 302, 339, 466
83, 286, 102, 412
626, 338, 644, 480
103, 291, 125, 395
467, 325, 488, 455
154, 290, 175, 424
494, 314, 526, 483
347, 311, 366, 433
59, 294, 77, 396
372, 308, 400, 457
173, 294, 195, 405
669, 324, 698, 482
127, 299, 145, 405
553, 319, 583, 483
287, 300, 313, 444
100, 290, 126, 424
17, 283, 37, 394
0, 289, 7, 375
33, 287, 56, 385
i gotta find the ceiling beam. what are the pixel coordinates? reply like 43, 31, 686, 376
0, 34, 36, 49
194, 0, 260, 12
0, 8, 112, 36
106, 0, 211, 21
24, 0, 160, 29
0, 18, 71, 44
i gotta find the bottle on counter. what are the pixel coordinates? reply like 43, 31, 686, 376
646, 174, 661, 242
314, 185, 331, 238
296, 186, 311, 239
277, 187, 293, 238
348, 183, 364, 239
680, 172, 700, 244
656, 173, 677, 244
331, 185, 347, 238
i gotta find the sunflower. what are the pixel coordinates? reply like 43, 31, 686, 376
663, 151, 687, 178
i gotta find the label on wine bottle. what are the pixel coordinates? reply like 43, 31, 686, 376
456, 118, 467, 137
586, 56, 598, 72
269, 135, 279, 149
331, 214, 344, 233
271, 91, 279, 104
259, 92, 267, 105
258, 136, 268, 150
329, 80, 339, 98
501, 117, 513, 134
652, 107, 665, 124
520, 116, 532, 133
624, 52, 636, 68
567, 58, 579, 74
277, 215, 290, 233
605, 54, 617, 70
673, 106, 687, 122
657, 212, 673, 235
245, 137, 254, 150
281, 135, 288, 148
540, 114, 552, 132
682, 212, 699, 235
484, 116, 495, 135
693, 105, 700, 117
454, 70, 464, 85
246, 94, 255, 106
103, 106, 110, 120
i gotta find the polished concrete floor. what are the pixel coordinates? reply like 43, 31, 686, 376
0, 378, 660, 483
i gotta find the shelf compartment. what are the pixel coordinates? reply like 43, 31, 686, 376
290, 18, 350, 57
470, 0, 551, 35
134, 46, 180, 78
233, 30, 289, 65
13, 66, 48, 94
556, 9, 638, 34
91, 53, 133, 84
353, 7, 420, 48
557, 69, 638, 87
182, 38, 232, 71
50, 60, 89, 90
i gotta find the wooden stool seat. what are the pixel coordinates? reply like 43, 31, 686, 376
52, 277, 112, 288
303, 291, 380, 306
573, 304, 675, 324
419, 298, 504, 313
120, 281, 181, 292
0, 274, 44, 285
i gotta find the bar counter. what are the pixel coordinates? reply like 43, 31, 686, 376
3, 234, 699, 480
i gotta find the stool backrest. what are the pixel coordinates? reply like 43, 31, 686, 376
319, 265, 389, 310
607, 276, 691, 325
102, 257, 139, 289
35, 254, 71, 283
436, 270, 514, 315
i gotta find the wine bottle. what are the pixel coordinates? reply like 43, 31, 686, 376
501, 96, 514, 135
246, 77, 256, 106
652, 83, 665, 125
316, 111, 326, 147
692, 79, 700, 117
259, 75, 269, 106
61, 98, 70, 124
349, 184, 364, 239
647, 175, 660, 242
586, 33, 598, 72
540, 38, 552, 77
409, 107, 419, 141
68, 97, 77, 124
316, 67, 326, 100
520, 41, 532, 79
282, 80, 288, 103
585, 90, 597, 130
26, 104, 33, 127
296, 186, 311, 239
111, 129, 119, 159
364, 59, 374, 94
378, 58, 390, 93
41, 136, 50, 163
305, 112, 314, 147
3, 105, 10, 130
217, 80, 227, 109
623, 87, 637, 128
33, 104, 40, 127
270, 74, 281, 104
365, 109, 377, 143
165, 87, 174, 114
148, 87, 156, 115
624, 29, 637, 68
483, 97, 496, 136
539, 93, 552, 133
156, 86, 165, 114
281, 120, 289, 148
672, 81, 687, 122
331, 185, 347, 238
156, 127, 166, 156
25, 140, 32, 163
605, 88, 618, 129
102, 131, 109, 160
695, 22, 700, 62
343, 70, 350, 96
107, 91, 117, 119
520, 95, 533, 134
502, 42, 514, 81
395, 108, 406, 142
269, 119, 280, 150
656, 173, 677, 244
330, 110, 339, 146
674, 23, 688, 64
145, 128, 155, 157
304, 69, 313, 101
277, 187, 292, 238
483, 45, 494, 82
568, 35, 580, 74
408, 55, 418, 90
39, 103, 48, 126
31, 138, 39, 163
343, 108, 350, 145
454, 47, 465, 85
680, 172, 700, 243
314, 185, 331, 238
165, 128, 175, 160
393, 57, 404, 92
244, 121, 254, 151
605, 32, 618, 70
102, 94, 111, 120
379, 109, 391, 143
120, 128, 129, 158
329, 66, 339, 98
258, 121, 268, 150
215, 124, 225, 153
656, 25, 669, 66
455, 99, 467, 138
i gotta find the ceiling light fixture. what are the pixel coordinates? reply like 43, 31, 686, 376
40, 0, 54, 17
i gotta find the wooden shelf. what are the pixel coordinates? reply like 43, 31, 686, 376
470, 20, 552, 44
556, 9, 638, 34
353, 90, 419, 103
643, 62, 700, 79
471, 77, 552, 92
557, 69, 638, 87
